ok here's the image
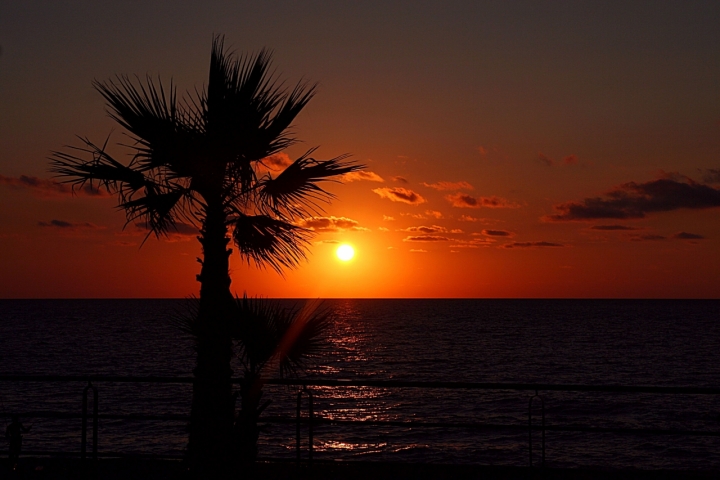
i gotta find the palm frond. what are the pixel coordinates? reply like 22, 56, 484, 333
231, 214, 310, 273
204, 36, 320, 195
94, 76, 202, 179
234, 295, 332, 377
51, 136, 191, 238
275, 299, 332, 377
50, 136, 147, 194
259, 149, 362, 217
234, 295, 289, 373
121, 187, 187, 237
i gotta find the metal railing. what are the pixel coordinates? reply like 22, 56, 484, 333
2, 375, 720, 467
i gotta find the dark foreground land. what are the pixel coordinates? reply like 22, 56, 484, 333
0, 459, 718, 480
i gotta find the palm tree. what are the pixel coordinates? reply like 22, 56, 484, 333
230, 295, 331, 465
51, 35, 360, 475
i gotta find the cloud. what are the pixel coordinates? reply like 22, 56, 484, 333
547, 176, 720, 221
341, 171, 384, 182
590, 225, 640, 231
409, 249, 428, 253
403, 235, 449, 242
378, 227, 389, 232
672, 232, 705, 240
259, 153, 292, 171
425, 210, 443, 219
537, 153, 578, 167
297, 216, 366, 232
38, 219, 100, 229
318, 239, 340, 244
373, 187, 426, 205
482, 229, 512, 237
402, 212, 426, 219
458, 215, 478, 222
503, 241, 565, 248
133, 221, 200, 241
446, 193, 519, 209
450, 237, 495, 248
400, 225, 447, 234
450, 229, 464, 234
630, 234, 665, 241
700, 169, 720, 184
383, 215, 395, 221
109, 240, 137, 247
0, 174, 106, 196
478, 146, 487, 156
392, 176, 409, 184
421, 181, 474, 191
538, 153, 554, 167
563, 155, 578, 165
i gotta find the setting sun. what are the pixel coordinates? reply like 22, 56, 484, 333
336, 244, 355, 262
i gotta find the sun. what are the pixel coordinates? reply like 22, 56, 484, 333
336, 244, 355, 261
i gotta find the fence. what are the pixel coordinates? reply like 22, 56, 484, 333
2, 375, 720, 468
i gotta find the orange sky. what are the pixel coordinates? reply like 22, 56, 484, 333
1, 2, 719, 298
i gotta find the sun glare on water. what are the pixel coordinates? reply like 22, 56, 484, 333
336, 244, 355, 261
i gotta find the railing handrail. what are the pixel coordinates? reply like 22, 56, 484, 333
1, 375, 719, 395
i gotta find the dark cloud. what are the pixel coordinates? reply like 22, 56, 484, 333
482, 229, 512, 237
503, 241, 565, 248
134, 221, 200, 240
392, 176, 409, 184
631, 234, 666, 241
547, 177, 720, 221
373, 187, 426, 205
421, 181, 473, 191
341, 171, 384, 182
298, 216, 367, 232
590, 225, 639, 231
672, 232, 705, 240
446, 193, 518, 209
400, 225, 447, 234
537, 153, 578, 167
538, 153, 554, 166
38, 219, 98, 229
700, 169, 720, 184
0, 174, 106, 196
402, 235, 449, 242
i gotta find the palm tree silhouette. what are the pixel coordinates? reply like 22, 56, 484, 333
51, 35, 360, 474
232, 295, 330, 465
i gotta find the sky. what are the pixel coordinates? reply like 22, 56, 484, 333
1, 1, 719, 298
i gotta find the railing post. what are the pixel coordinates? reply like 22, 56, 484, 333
296, 389, 302, 465
528, 390, 545, 468
308, 387, 314, 465
81, 381, 98, 461
295, 385, 314, 467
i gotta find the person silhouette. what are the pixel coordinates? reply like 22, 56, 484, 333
6, 415, 30, 470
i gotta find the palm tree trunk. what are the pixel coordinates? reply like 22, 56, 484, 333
188, 199, 236, 476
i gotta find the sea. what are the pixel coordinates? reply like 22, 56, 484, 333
1, 299, 720, 470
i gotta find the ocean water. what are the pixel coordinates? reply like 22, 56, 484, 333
1, 299, 719, 470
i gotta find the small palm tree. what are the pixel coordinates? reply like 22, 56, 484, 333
51, 35, 360, 474
229, 295, 331, 464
